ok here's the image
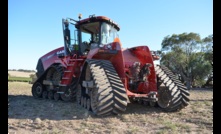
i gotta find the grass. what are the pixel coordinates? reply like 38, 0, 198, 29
127, 126, 140, 134
8, 70, 34, 82
8, 76, 32, 82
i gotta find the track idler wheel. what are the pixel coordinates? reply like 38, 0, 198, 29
32, 82, 43, 98
60, 88, 74, 102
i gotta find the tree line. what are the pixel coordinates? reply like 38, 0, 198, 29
157, 32, 212, 90
8, 69, 36, 73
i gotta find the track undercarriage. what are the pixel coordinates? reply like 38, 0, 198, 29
128, 65, 190, 112
32, 60, 189, 116
32, 64, 77, 102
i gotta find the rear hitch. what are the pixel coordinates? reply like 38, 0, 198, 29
130, 91, 158, 103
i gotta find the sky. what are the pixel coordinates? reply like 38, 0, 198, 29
8, 0, 213, 70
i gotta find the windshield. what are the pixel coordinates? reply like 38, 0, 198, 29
101, 22, 118, 44
78, 22, 100, 54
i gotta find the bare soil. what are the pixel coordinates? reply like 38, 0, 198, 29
8, 82, 213, 134
8, 71, 35, 78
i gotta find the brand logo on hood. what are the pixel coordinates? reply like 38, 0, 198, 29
56, 50, 64, 55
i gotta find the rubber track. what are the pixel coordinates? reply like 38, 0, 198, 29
87, 59, 128, 116
155, 64, 190, 112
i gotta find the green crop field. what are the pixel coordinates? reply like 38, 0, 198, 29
8, 76, 32, 82
8, 71, 35, 82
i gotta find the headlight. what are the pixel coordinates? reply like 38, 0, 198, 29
99, 44, 104, 47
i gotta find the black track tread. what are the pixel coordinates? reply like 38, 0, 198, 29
181, 92, 190, 102
181, 98, 189, 106
179, 88, 190, 96
155, 64, 190, 112
159, 67, 190, 93
87, 59, 127, 116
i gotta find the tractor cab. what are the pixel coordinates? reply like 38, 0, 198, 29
62, 14, 120, 56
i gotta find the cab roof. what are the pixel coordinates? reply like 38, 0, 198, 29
76, 15, 120, 31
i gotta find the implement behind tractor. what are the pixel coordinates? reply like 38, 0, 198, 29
32, 14, 190, 116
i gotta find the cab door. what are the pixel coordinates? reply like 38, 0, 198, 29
62, 19, 78, 56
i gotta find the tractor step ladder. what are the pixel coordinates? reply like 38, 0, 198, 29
59, 54, 78, 87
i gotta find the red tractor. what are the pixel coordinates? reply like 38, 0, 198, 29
32, 14, 190, 116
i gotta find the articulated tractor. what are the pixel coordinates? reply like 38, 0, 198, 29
32, 14, 190, 116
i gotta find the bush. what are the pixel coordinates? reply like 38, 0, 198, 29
194, 79, 206, 87
30, 74, 37, 79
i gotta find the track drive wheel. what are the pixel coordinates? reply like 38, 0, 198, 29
60, 87, 74, 102
155, 64, 190, 112
32, 82, 43, 98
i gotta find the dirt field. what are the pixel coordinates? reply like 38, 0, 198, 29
8, 71, 35, 77
8, 82, 213, 134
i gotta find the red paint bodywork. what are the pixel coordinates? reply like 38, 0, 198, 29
40, 47, 66, 69
123, 46, 158, 96
38, 16, 158, 98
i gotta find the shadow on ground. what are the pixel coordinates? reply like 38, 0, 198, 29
8, 94, 164, 121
